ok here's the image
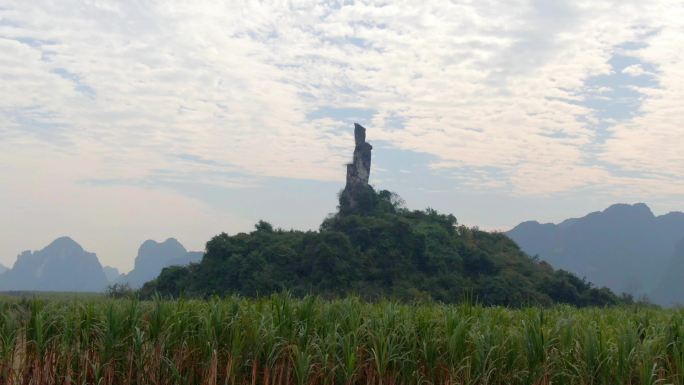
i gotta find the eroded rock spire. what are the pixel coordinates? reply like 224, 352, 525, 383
340, 123, 372, 212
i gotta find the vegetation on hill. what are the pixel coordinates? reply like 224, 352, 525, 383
142, 187, 621, 306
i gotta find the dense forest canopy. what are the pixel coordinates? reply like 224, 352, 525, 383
142, 186, 622, 307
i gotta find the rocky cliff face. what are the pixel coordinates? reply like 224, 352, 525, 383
340, 123, 373, 212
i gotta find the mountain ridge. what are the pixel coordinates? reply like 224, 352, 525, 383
117, 238, 203, 288
0, 236, 109, 292
0, 237, 203, 292
103, 265, 122, 283
507, 203, 684, 305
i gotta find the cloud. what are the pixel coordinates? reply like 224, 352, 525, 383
622, 64, 647, 76
1, 0, 683, 266
0, 0, 679, 188
599, 4, 684, 196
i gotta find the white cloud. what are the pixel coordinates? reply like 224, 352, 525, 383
1, 0, 683, 267
622, 64, 647, 76
601, 4, 684, 193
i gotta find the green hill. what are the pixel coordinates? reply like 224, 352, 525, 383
142, 186, 619, 306
142, 124, 621, 306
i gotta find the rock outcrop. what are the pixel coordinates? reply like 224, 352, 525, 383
340, 123, 373, 212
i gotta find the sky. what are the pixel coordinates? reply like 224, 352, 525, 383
1, 0, 683, 272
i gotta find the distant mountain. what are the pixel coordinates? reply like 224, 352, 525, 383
118, 238, 202, 288
652, 239, 684, 306
102, 265, 122, 283
0, 264, 7, 274
0, 237, 109, 292
507, 203, 684, 304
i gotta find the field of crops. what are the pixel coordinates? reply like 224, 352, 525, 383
0, 294, 683, 385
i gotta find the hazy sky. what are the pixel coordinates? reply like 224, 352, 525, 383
1, 1, 683, 272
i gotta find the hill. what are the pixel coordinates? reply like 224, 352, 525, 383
117, 238, 202, 288
0, 264, 6, 274
142, 124, 621, 306
507, 204, 684, 304
0, 236, 109, 292
102, 265, 121, 283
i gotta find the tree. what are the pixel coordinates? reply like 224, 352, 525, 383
142, 188, 623, 307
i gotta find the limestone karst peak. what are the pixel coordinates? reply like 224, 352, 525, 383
340, 123, 373, 212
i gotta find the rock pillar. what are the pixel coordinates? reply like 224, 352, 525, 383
340, 123, 372, 212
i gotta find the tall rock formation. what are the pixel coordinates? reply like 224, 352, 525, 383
340, 123, 373, 212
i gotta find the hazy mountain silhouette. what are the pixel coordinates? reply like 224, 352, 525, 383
102, 266, 121, 283
0, 264, 6, 274
0, 236, 109, 292
117, 238, 202, 288
652, 239, 684, 306
507, 203, 684, 304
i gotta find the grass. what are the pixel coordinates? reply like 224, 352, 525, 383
0, 293, 681, 385
0, 291, 104, 300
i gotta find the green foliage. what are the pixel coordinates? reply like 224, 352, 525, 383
143, 188, 621, 307
0, 295, 678, 385
105, 283, 135, 299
